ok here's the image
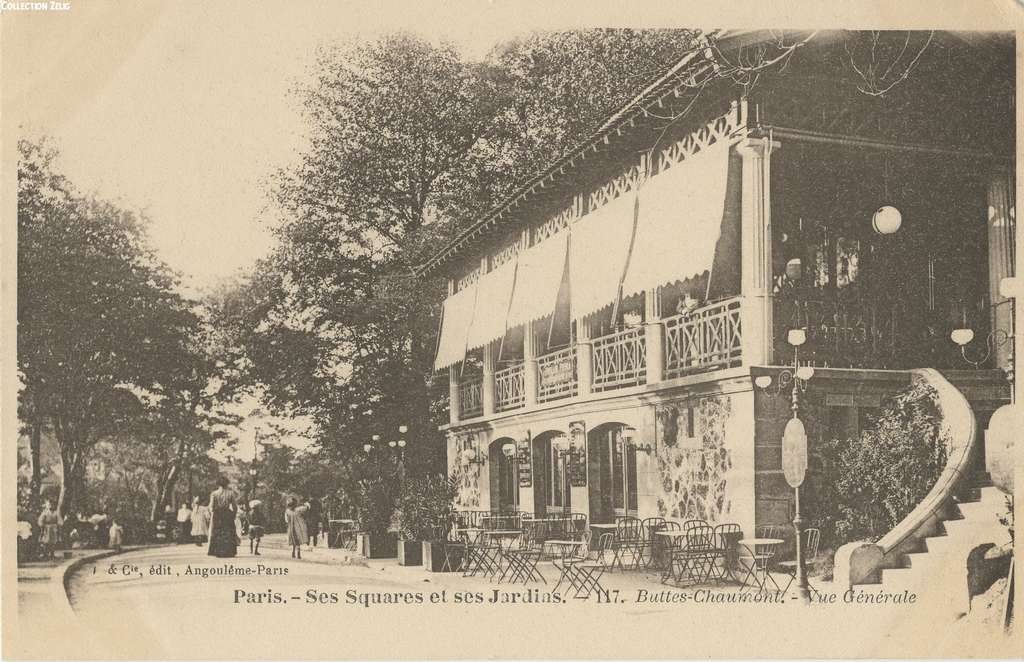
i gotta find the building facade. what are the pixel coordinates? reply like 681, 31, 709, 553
423, 31, 1015, 540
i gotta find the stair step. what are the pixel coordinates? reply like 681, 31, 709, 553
880, 567, 921, 588
903, 552, 938, 569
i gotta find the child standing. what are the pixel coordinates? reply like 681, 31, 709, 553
108, 517, 124, 552
248, 501, 265, 556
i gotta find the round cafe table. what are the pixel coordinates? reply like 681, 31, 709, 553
738, 538, 784, 592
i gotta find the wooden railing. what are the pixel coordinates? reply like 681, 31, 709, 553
537, 346, 577, 403
664, 296, 742, 379
592, 326, 647, 391
459, 376, 483, 419
495, 363, 525, 412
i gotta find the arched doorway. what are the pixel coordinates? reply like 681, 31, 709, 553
587, 423, 638, 523
488, 438, 520, 512
532, 430, 571, 518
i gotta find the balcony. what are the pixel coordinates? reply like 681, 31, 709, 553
592, 326, 647, 391
537, 346, 577, 403
448, 295, 746, 424
458, 376, 483, 419
664, 296, 743, 379
495, 363, 525, 412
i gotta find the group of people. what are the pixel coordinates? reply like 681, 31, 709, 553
19, 500, 125, 562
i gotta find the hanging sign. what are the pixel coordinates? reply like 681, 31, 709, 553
782, 417, 808, 488
569, 421, 587, 487
517, 434, 532, 488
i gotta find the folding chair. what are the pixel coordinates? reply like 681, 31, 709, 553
640, 517, 666, 567
736, 539, 783, 594
612, 516, 644, 570
673, 524, 717, 586
779, 527, 821, 597
500, 526, 546, 585
710, 523, 742, 583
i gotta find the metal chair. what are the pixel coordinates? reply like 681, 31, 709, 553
779, 527, 821, 596
711, 523, 743, 583
640, 517, 667, 567
672, 524, 717, 586
499, 525, 545, 585
612, 516, 644, 570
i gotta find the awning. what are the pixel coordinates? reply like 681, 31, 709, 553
507, 231, 569, 329
466, 258, 517, 351
433, 282, 478, 371
621, 139, 731, 298
569, 189, 637, 320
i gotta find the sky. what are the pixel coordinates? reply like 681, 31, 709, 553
4, 0, 718, 293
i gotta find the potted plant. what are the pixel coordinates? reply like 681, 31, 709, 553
356, 475, 399, 559
397, 474, 458, 570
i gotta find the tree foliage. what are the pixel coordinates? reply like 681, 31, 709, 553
17, 136, 229, 518
804, 381, 947, 548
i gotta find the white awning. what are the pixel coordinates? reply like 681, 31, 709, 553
433, 282, 478, 371
569, 189, 637, 320
621, 140, 731, 298
466, 258, 517, 351
507, 231, 568, 329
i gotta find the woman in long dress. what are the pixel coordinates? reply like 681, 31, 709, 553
207, 477, 239, 558
37, 500, 62, 560
284, 498, 309, 560
190, 495, 209, 546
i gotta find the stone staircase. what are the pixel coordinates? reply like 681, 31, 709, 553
869, 479, 1011, 617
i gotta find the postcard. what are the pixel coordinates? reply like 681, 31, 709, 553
2, 1, 1022, 658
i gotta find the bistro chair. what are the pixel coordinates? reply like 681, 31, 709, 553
640, 517, 667, 567
779, 527, 821, 597
711, 523, 743, 583
735, 540, 781, 594
612, 516, 644, 570
499, 526, 546, 585
553, 531, 605, 599
756, 524, 782, 540
667, 524, 716, 586
652, 520, 680, 568
569, 513, 588, 540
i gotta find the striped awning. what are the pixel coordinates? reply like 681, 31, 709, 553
433, 282, 478, 371
569, 190, 637, 320
466, 258, 517, 351
621, 140, 731, 298
506, 231, 569, 329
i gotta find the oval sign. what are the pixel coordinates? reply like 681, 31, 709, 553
782, 417, 808, 488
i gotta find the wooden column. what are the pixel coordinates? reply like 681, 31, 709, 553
644, 287, 664, 383
523, 324, 538, 407
576, 317, 593, 397
482, 343, 496, 416
987, 171, 1016, 372
448, 365, 461, 425
737, 137, 779, 366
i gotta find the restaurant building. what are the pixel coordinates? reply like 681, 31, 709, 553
421, 30, 1015, 542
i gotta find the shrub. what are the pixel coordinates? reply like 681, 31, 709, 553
397, 473, 458, 541
804, 380, 947, 548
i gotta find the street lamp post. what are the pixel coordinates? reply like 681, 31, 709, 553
502, 442, 518, 512
783, 329, 812, 603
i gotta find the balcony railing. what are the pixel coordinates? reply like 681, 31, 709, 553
495, 362, 525, 412
537, 346, 577, 403
459, 376, 483, 419
592, 326, 647, 391
664, 296, 742, 379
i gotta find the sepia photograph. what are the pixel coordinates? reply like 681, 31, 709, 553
2, 1, 1021, 659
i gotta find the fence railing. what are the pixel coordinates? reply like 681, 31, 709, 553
664, 296, 742, 379
495, 363, 525, 412
592, 326, 647, 391
459, 376, 483, 419
537, 346, 577, 403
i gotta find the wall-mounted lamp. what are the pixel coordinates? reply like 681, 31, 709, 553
502, 442, 517, 459
621, 425, 654, 453
950, 299, 1014, 370
462, 446, 486, 466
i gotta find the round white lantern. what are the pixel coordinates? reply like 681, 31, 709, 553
950, 328, 975, 347
872, 205, 902, 235
787, 328, 807, 347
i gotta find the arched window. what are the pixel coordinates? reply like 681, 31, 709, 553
589, 424, 637, 521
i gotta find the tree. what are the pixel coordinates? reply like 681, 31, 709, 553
17, 137, 210, 517
221, 31, 701, 490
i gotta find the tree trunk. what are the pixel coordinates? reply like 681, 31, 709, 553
151, 463, 180, 522
57, 447, 83, 518
29, 420, 42, 511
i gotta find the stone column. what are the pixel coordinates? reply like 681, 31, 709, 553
737, 137, 780, 366
448, 365, 461, 426
523, 324, 538, 407
576, 318, 594, 397
987, 171, 1016, 372
644, 287, 664, 383
482, 342, 496, 416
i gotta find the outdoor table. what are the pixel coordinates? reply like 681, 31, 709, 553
738, 538, 784, 593
482, 530, 523, 581
328, 520, 358, 549
543, 538, 582, 560
656, 530, 700, 584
